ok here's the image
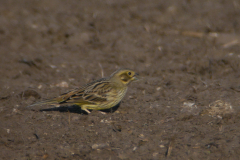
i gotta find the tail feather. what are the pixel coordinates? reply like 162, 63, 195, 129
27, 99, 59, 107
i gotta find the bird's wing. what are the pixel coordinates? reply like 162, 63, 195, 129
60, 78, 112, 104
28, 87, 86, 107
82, 80, 113, 103
54, 87, 85, 104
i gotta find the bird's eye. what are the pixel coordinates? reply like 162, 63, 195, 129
128, 72, 132, 76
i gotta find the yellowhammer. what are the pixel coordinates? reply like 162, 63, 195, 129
28, 69, 139, 113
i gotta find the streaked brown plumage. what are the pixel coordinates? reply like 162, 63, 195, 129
28, 69, 139, 113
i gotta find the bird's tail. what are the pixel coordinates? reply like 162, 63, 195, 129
27, 99, 59, 107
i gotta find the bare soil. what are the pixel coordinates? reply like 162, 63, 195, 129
1, 0, 240, 159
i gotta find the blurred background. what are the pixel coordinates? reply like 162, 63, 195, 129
1, 0, 240, 159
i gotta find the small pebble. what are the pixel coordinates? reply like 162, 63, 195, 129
92, 143, 109, 149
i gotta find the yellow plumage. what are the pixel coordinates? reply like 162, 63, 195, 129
28, 69, 138, 114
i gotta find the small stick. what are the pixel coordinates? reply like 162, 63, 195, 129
98, 63, 104, 78
68, 110, 71, 125
165, 141, 173, 157
223, 40, 239, 48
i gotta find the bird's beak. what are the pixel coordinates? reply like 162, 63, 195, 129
132, 73, 139, 81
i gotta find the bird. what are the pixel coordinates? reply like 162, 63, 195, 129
28, 69, 139, 114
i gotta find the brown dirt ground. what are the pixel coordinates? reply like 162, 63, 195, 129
1, 0, 240, 159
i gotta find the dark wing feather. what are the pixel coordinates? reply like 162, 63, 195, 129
82, 80, 113, 103
59, 78, 111, 104
54, 87, 85, 104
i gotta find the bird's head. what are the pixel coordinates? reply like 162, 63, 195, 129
111, 69, 139, 85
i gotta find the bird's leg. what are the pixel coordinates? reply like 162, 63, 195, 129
81, 107, 91, 114
98, 111, 106, 114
